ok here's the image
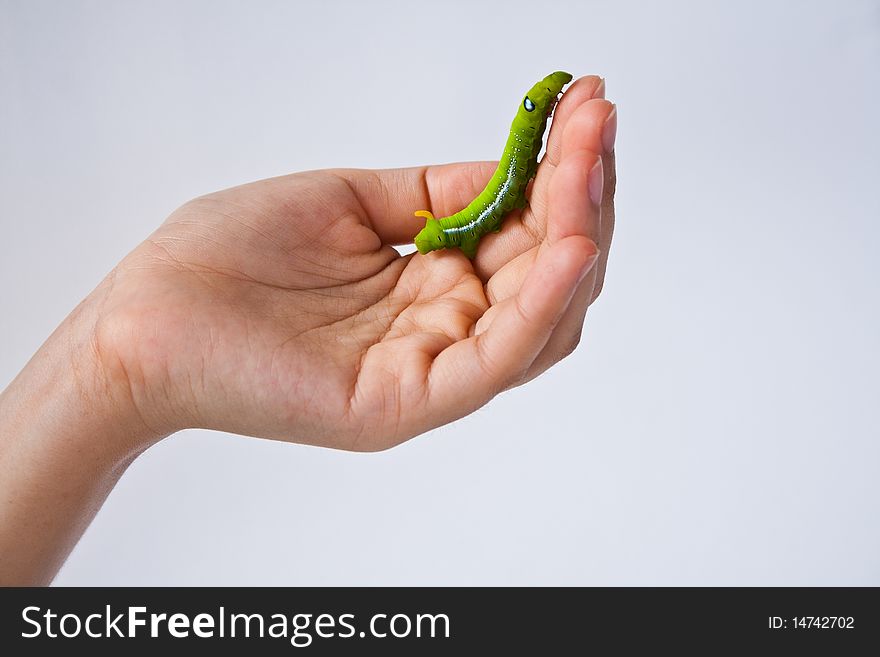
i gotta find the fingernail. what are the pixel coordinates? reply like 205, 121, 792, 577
602, 105, 617, 154
592, 78, 606, 99
589, 157, 604, 206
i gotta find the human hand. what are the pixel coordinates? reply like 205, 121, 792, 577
93, 75, 617, 452
0, 75, 614, 582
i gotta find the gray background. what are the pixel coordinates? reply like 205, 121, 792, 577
1, 0, 878, 585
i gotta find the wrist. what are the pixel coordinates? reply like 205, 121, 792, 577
1, 281, 167, 468
0, 284, 166, 584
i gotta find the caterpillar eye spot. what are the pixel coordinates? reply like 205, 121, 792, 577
523, 97, 536, 112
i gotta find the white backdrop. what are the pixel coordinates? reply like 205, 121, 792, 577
1, 0, 878, 585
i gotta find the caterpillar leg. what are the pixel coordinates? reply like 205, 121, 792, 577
460, 242, 478, 260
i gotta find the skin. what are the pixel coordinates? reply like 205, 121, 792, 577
414, 71, 573, 258
0, 75, 616, 585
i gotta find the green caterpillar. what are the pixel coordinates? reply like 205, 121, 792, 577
414, 71, 573, 259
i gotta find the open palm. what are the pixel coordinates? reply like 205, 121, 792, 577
98, 76, 616, 451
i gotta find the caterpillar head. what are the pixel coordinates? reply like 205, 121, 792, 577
519, 71, 573, 126
414, 218, 446, 254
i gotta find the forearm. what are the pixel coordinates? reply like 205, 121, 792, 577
0, 291, 161, 585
